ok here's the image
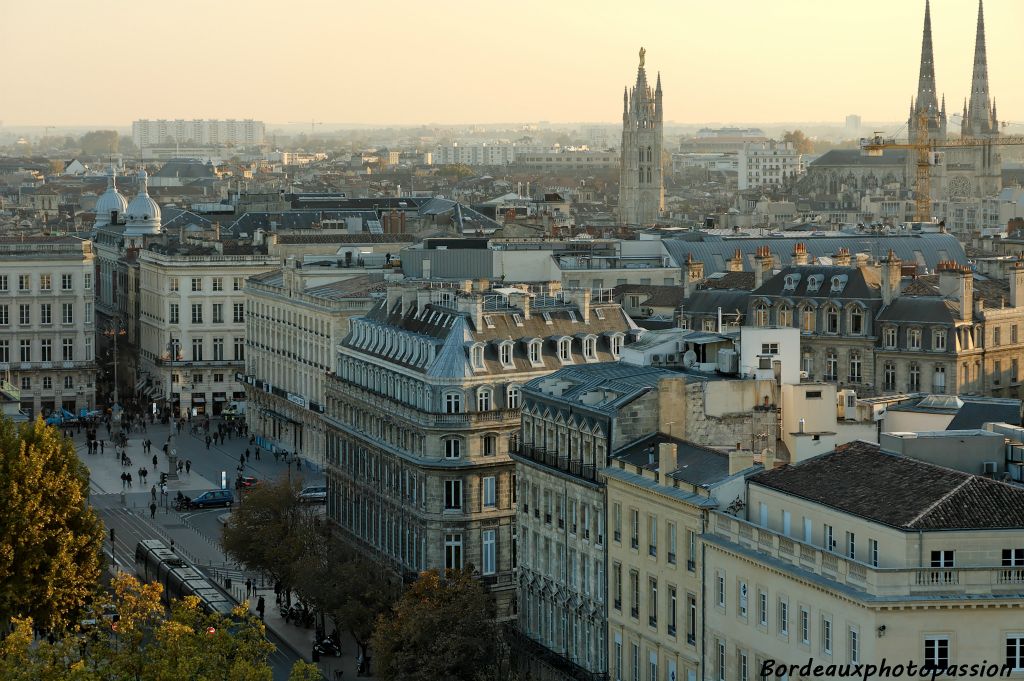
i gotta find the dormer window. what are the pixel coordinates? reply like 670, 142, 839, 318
542, 312, 553, 325
583, 336, 597, 361
512, 313, 524, 327
528, 339, 543, 366
806, 274, 823, 292
825, 305, 839, 334
499, 341, 514, 368
783, 274, 801, 291
483, 315, 495, 329
610, 333, 624, 358
849, 307, 864, 335
830, 275, 848, 293
558, 338, 573, 363
594, 308, 606, 320
471, 344, 485, 369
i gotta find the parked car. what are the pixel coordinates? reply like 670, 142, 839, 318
190, 489, 234, 509
239, 476, 259, 488
299, 485, 327, 503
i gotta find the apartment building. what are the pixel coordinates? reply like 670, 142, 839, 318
513, 363, 683, 681
737, 141, 803, 191
243, 258, 384, 465
132, 119, 265, 148
0, 237, 97, 417
137, 244, 278, 417
605, 439, 756, 681
322, 283, 635, 616
704, 441, 1024, 680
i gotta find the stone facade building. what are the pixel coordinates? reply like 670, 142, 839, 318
323, 283, 635, 616
0, 237, 97, 417
513, 363, 683, 681
137, 244, 278, 417
243, 258, 384, 465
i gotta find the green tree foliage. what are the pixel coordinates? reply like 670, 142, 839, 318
0, 573, 308, 681
0, 418, 104, 631
291, 531, 398, 657
220, 477, 317, 594
77, 131, 119, 156
782, 129, 814, 155
372, 569, 499, 681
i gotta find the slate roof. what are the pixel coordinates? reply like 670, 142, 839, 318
886, 394, 1021, 430
523, 363, 678, 416
875, 297, 958, 323
682, 289, 751, 317
906, 273, 1012, 303
152, 159, 216, 180
614, 284, 687, 308
751, 440, 1024, 530
613, 433, 735, 487
661, 233, 965, 275
809, 149, 910, 167
275, 233, 416, 245
753, 265, 881, 300
698, 271, 756, 291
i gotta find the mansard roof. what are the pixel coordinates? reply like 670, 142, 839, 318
753, 265, 882, 301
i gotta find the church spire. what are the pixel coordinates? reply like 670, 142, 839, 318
915, 0, 938, 115
965, 0, 996, 136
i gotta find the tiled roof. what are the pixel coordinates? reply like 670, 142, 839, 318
751, 440, 1024, 530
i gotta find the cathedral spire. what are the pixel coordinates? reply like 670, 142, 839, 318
965, 0, 995, 136
915, 0, 939, 115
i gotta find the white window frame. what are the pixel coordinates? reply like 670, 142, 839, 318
444, 479, 462, 510
481, 529, 496, 575
444, 532, 463, 570
923, 635, 949, 669
444, 438, 462, 459
482, 476, 496, 508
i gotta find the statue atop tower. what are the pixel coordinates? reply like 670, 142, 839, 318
618, 48, 664, 227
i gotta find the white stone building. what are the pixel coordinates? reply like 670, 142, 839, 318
618, 48, 664, 227
132, 119, 265, 149
0, 237, 97, 418
737, 141, 803, 191
137, 245, 278, 417
243, 258, 385, 465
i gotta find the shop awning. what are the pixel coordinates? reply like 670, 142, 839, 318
192, 396, 206, 404
135, 378, 147, 391
265, 409, 301, 425
213, 395, 227, 402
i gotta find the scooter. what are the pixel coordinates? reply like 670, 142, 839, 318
314, 638, 342, 657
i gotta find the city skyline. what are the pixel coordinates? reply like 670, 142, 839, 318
3, 0, 1023, 129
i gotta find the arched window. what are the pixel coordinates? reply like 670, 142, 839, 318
825, 306, 840, 334
528, 340, 543, 366
754, 302, 769, 327
638, 167, 644, 184
647, 167, 652, 183
471, 344, 485, 369
907, 328, 922, 350
610, 334, 624, 357
801, 306, 815, 334
647, 146, 652, 162
499, 342, 514, 368
444, 437, 462, 459
444, 392, 462, 414
777, 305, 792, 327
583, 336, 597, 360
477, 388, 492, 412
558, 338, 573, 363
849, 307, 864, 335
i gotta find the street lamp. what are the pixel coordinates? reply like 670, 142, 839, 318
164, 337, 182, 420
101, 316, 127, 434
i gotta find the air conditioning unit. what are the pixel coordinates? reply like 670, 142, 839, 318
758, 356, 772, 370
982, 461, 998, 475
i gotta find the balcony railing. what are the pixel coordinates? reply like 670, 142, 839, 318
331, 379, 520, 431
514, 445, 600, 482
711, 513, 1024, 598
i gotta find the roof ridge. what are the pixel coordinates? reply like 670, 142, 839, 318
905, 474, 972, 528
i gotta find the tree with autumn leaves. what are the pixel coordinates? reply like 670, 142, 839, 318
0, 418, 104, 631
0, 572, 321, 680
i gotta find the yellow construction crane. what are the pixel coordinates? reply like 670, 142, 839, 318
860, 110, 1024, 223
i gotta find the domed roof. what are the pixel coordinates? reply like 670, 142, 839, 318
124, 169, 161, 234
93, 166, 128, 228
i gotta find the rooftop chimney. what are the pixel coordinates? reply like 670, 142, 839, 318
729, 448, 755, 476
728, 248, 744, 272
683, 253, 705, 299
833, 247, 851, 267
658, 442, 677, 478
754, 246, 773, 289
791, 242, 808, 266
880, 249, 901, 306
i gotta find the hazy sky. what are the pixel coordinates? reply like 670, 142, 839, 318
3, 0, 1022, 128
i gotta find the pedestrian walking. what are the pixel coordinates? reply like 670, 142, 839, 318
239, 453, 245, 467
152, 454, 158, 468
149, 501, 157, 519
126, 473, 133, 488
151, 485, 157, 501
120, 472, 127, 489
100, 440, 105, 453
245, 578, 252, 598
254, 447, 260, 461
185, 459, 191, 476
256, 596, 265, 621
138, 468, 144, 484
205, 435, 211, 450
245, 448, 250, 460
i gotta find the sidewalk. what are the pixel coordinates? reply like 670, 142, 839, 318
75, 426, 372, 680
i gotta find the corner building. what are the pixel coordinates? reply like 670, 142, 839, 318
323, 282, 635, 615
